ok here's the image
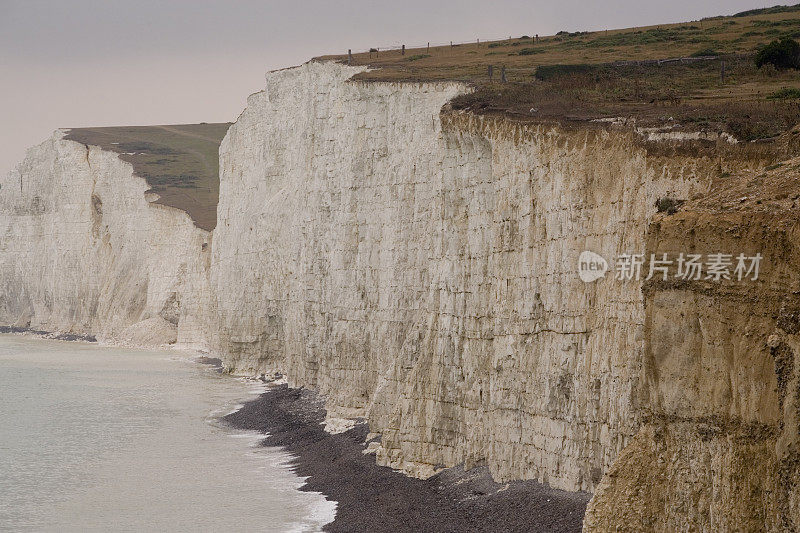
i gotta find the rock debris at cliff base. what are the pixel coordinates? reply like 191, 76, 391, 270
224, 384, 590, 533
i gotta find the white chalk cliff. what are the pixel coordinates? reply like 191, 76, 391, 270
208, 61, 709, 491
0, 131, 210, 347
3, 60, 789, 529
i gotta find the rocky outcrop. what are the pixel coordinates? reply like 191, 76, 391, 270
584, 160, 800, 531
0, 131, 210, 348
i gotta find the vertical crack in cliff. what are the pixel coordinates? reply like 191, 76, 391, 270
82, 143, 97, 193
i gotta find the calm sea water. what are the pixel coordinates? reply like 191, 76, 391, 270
0, 334, 335, 532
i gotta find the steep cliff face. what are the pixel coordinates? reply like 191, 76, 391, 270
207, 61, 749, 492
5, 59, 794, 526
584, 160, 800, 531
0, 131, 210, 347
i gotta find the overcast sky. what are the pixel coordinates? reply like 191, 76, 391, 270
0, 0, 777, 176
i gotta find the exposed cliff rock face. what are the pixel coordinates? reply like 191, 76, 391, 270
0, 131, 210, 347
207, 61, 755, 493
4, 60, 795, 528
584, 160, 800, 531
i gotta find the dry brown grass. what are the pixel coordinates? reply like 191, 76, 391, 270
317, 5, 800, 138
320, 7, 800, 82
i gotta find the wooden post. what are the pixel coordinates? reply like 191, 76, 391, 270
477, 38, 480, 45
488, 65, 493, 80
501, 66, 507, 83
376, 48, 379, 58
401, 44, 405, 55
427, 42, 430, 53
348, 49, 352, 65
450, 41, 453, 48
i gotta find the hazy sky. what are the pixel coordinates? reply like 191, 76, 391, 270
0, 0, 776, 176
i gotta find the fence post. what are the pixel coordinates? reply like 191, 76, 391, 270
450, 41, 453, 48
488, 65, 493, 80
501, 66, 507, 83
427, 42, 430, 53
348, 49, 352, 65
402, 44, 405, 55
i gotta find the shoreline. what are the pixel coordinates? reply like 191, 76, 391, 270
224, 384, 590, 533
0, 335, 338, 531
0, 326, 97, 343
2, 330, 590, 530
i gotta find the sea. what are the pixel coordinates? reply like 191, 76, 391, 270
0, 334, 335, 532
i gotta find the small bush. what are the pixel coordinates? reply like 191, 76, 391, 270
556, 30, 588, 38
517, 48, 543, 56
405, 54, 431, 61
655, 197, 685, 215
768, 87, 800, 99
755, 37, 800, 70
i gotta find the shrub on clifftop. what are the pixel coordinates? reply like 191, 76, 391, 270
756, 37, 800, 70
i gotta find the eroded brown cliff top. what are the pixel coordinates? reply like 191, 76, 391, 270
684, 144, 800, 215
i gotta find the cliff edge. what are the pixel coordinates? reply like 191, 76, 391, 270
3, 38, 800, 530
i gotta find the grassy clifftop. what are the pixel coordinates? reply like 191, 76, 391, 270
65, 123, 230, 231
320, 4, 800, 140
323, 4, 800, 81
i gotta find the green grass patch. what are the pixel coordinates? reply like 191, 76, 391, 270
734, 4, 800, 17
517, 48, 544, 56
767, 87, 800, 98
65, 123, 231, 231
691, 48, 720, 56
